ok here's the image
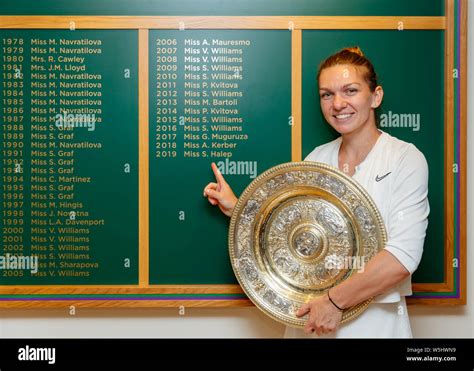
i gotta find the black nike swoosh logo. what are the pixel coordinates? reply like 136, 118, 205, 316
375, 172, 391, 182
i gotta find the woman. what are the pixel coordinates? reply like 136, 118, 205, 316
203, 47, 429, 338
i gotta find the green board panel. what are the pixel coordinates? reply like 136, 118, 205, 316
0, 30, 138, 284
149, 30, 291, 284
0, 0, 444, 16
302, 30, 445, 283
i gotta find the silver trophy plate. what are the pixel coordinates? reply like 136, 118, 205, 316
229, 162, 387, 327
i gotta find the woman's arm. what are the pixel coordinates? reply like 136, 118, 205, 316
297, 146, 430, 335
326, 250, 409, 308
297, 250, 409, 335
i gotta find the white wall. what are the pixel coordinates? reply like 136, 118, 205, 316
0, 307, 284, 338
0, 7, 472, 339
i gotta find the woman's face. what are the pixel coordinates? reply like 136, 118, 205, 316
318, 64, 383, 136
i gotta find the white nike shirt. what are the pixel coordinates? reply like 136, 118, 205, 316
304, 129, 430, 303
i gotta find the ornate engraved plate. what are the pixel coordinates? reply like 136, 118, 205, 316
229, 162, 387, 328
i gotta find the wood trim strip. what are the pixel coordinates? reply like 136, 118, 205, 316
458, 0, 467, 305
138, 29, 150, 287
407, 297, 465, 306
0, 299, 252, 308
291, 30, 302, 162
0, 16, 446, 30
0, 285, 245, 294
443, 0, 455, 294
412, 283, 453, 293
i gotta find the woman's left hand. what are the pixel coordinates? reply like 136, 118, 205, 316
296, 294, 343, 335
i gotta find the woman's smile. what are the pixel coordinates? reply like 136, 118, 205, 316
333, 112, 355, 122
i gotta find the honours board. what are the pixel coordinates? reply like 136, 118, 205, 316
0, 30, 139, 284
0, 0, 466, 306
0, 29, 292, 286
149, 30, 291, 284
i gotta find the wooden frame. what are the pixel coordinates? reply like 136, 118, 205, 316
138, 29, 149, 288
291, 29, 302, 162
408, 0, 466, 305
0, 16, 445, 30
0, 10, 466, 307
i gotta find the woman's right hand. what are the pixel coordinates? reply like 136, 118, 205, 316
203, 162, 238, 217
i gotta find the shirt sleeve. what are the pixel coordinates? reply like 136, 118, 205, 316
383, 145, 430, 274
